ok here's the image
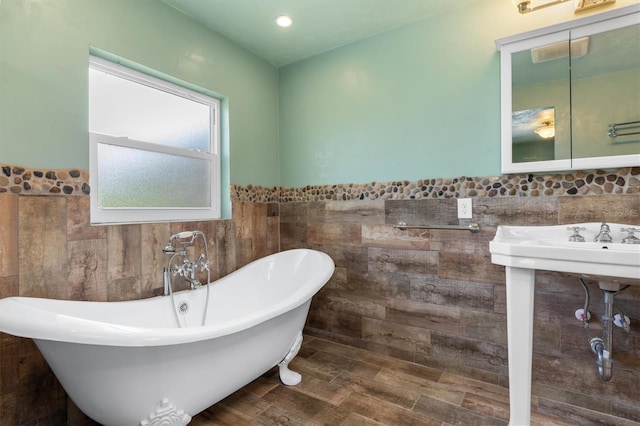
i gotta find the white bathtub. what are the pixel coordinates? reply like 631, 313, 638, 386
0, 249, 334, 426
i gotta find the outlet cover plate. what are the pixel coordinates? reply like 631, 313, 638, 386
457, 198, 472, 219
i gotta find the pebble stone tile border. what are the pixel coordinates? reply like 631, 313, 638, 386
234, 167, 640, 203
0, 165, 90, 195
2, 164, 638, 203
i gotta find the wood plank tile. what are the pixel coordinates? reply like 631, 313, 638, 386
460, 393, 509, 422
242, 373, 280, 398
308, 222, 362, 246
531, 383, 610, 418
266, 216, 279, 255
559, 194, 640, 226
339, 412, 386, 426
187, 336, 579, 426
314, 289, 386, 319
279, 202, 308, 224
309, 244, 368, 271
190, 405, 252, 426
473, 196, 559, 227
368, 247, 437, 275
362, 317, 431, 356
374, 368, 464, 405
307, 303, 363, 338
67, 239, 108, 301
536, 397, 639, 426
437, 373, 509, 404
611, 400, 640, 424
304, 337, 432, 377
261, 385, 332, 419
531, 353, 640, 409
252, 404, 310, 426
533, 321, 561, 356
18, 196, 68, 299
413, 394, 508, 426
0, 194, 18, 277
107, 224, 141, 282
212, 220, 237, 278
140, 222, 170, 286
332, 373, 422, 411
428, 227, 495, 255
66, 195, 105, 241
0, 275, 18, 300
308, 200, 385, 225
283, 372, 352, 406
345, 270, 411, 299
216, 388, 271, 420
107, 276, 142, 301
362, 224, 430, 250
460, 310, 507, 346
303, 349, 367, 381
386, 299, 461, 335
337, 392, 441, 426
438, 252, 504, 285
410, 276, 495, 311
384, 199, 459, 228
430, 334, 508, 375
280, 222, 307, 245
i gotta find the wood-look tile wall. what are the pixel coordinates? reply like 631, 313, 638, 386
281, 194, 640, 424
0, 194, 279, 425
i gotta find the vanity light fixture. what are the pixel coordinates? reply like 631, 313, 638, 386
575, 0, 616, 12
275, 15, 293, 28
535, 121, 555, 139
512, 0, 570, 13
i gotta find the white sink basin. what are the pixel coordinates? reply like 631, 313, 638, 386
489, 222, 639, 425
490, 222, 640, 285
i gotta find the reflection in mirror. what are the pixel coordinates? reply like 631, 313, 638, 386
512, 107, 555, 163
512, 43, 570, 163
572, 23, 640, 159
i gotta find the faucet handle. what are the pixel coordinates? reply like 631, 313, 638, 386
195, 253, 210, 271
621, 227, 640, 244
567, 226, 586, 242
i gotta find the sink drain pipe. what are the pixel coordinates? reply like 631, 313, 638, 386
590, 290, 614, 381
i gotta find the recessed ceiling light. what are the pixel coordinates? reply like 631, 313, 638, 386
275, 15, 293, 28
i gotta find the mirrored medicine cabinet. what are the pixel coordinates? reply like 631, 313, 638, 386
496, 5, 640, 174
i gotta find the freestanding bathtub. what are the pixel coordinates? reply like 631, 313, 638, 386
0, 249, 334, 426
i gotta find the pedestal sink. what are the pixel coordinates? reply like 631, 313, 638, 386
489, 222, 640, 425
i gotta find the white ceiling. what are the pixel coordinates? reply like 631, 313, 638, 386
161, 0, 472, 67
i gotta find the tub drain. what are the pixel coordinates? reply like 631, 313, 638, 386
177, 301, 189, 315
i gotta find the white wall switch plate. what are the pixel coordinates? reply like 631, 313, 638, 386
457, 198, 472, 219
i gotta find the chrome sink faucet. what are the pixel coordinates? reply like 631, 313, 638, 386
621, 227, 640, 244
594, 222, 613, 243
567, 226, 586, 242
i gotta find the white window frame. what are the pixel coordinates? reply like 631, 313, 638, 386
89, 55, 221, 224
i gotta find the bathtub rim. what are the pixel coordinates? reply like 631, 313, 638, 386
0, 249, 334, 347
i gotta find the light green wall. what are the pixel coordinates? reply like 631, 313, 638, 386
3, 1, 634, 189
277, 1, 637, 187
278, 1, 503, 186
0, 0, 279, 187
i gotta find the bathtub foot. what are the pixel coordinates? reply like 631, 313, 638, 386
139, 398, 192, 426
278, 331, 303, 386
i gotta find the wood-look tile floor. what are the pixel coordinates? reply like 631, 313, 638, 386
190, 335, 572, 426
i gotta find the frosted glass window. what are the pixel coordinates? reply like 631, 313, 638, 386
89, 69, 211, 152
97, 144, 210, 208
88, 55, 220, 224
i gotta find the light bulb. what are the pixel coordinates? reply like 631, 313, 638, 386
275, 15, 293, 28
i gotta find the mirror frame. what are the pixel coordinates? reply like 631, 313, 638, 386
496, 4, 640, 174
